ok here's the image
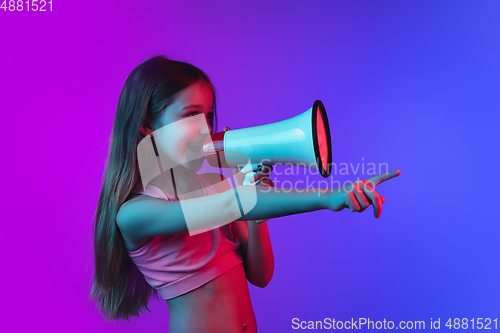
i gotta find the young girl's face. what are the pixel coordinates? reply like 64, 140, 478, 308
151, 80, 214, 171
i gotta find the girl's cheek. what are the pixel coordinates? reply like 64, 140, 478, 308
154, 133, 180, 157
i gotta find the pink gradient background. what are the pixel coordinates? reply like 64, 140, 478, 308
1, 1, 499, 331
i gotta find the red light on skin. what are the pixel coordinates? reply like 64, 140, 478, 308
316, 106, 328, 173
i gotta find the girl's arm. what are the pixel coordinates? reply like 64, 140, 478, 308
232, 220, 274, 288
200, 172, 275, 288
116, 184, 326, 246
116, 170, 400, 246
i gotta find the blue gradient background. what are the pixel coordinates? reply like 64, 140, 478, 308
1, 1, 498, 331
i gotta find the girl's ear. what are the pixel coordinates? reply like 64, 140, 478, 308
140, 117, 155, 136
140, 125, 153, 137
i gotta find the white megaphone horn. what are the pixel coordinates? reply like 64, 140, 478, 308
202, 100, 332, 185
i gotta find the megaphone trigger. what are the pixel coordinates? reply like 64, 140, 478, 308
243, 171, 261, 185
236, 163, 264, 185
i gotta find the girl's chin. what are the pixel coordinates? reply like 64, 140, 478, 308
181, 155, 205, 171
183, 145, 204, 168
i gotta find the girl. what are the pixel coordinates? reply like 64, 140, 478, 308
91, 55, 401, 332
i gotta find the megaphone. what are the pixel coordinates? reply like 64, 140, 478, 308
203, 100, 332, 185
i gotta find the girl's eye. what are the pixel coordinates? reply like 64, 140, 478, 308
187, 111, 213, 119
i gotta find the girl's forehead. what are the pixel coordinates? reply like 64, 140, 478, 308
174, 81, 213, 107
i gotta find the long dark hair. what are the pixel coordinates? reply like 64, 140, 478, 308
90, 55, 218, 321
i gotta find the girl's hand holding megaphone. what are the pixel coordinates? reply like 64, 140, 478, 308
233, 163, 275, 224
326, 169, 401, 218
233, 163, 275, 188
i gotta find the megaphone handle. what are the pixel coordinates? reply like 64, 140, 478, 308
238, 163, 267, 223
243, 171, 262, 185
238, 163, 263, 185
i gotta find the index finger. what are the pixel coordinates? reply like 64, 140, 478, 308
366, 169, 402, 187
361, 181, 383, 218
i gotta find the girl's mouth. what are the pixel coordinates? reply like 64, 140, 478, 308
186, 143, 205, 161
187, 142, 203, 151
186, 142, 206, 170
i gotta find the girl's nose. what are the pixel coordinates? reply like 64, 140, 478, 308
200, 118, 212, 135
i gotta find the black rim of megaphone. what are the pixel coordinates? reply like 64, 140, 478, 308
312, 100, 332, 178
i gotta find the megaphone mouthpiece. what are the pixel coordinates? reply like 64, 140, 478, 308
203, 131, 231, 168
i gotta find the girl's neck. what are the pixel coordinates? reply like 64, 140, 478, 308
148, 165, 203, 199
